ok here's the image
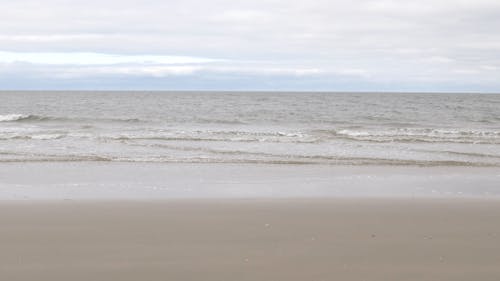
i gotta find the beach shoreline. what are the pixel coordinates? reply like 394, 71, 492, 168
1, 162, 499, 200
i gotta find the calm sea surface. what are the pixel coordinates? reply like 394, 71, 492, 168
1, 91, 499, 166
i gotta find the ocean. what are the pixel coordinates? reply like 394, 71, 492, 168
1, 91, 499, 166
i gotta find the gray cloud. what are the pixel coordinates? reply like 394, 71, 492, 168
1, 0, 500, 91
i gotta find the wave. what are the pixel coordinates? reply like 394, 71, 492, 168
2, 124, 499, 146
2, 143, 499, 166
0, 114, 142, 123
0, 132, 67, 140
2, 127, 498, 145
0, 114, 33, 122
0, 114, 245, 125
0, 153, 498, 166
313, 128, 500, 144
416, 150, 500, 159
99, 130, 318, 144
124, 143, 500, 166
194, 118, 246, 125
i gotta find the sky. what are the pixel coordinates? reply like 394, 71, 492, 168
1, 0, 500, 92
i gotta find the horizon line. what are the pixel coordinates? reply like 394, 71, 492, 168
0, 89, 498, 95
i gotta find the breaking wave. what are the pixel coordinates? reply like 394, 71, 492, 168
0, 114, 33, 122
314, 128, 500, 144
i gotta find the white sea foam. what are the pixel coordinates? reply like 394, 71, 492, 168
30, 134, 65, 140
0, 114, 30, 122
335, 128, 500, 144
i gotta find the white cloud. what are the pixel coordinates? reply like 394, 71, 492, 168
0, 0, 499, 91
0, 51, 218, 65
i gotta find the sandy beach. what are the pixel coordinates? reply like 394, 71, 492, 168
2, 0, 500, 279
1, 163, 499, 280
1, 198, 500, 281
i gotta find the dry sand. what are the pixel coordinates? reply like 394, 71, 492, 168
1, 199, 500, 281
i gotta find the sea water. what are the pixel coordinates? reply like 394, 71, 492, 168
1, 91, 499, 166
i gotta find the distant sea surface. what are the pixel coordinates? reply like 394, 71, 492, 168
1, 91, 499, 166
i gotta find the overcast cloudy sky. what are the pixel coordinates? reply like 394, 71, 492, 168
1, 0, 500, 91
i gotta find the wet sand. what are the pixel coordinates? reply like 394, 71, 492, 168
1, 163, 499, 199
1, 199, 500, 281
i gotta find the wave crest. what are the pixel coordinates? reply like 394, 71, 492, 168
0, 114, 33, 122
